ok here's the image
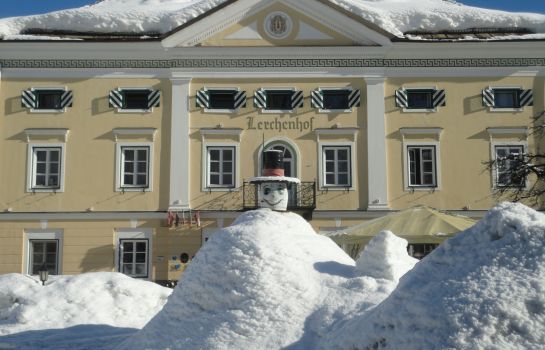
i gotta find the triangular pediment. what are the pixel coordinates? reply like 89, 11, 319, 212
162, 0, 393, 48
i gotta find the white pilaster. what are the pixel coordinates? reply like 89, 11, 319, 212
169, 77, 192, 210
365, 77, 389, 210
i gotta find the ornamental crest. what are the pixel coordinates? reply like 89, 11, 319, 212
264, 12, 292, 39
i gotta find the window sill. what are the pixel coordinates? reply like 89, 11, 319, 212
320, 186, 354, 191
402, 108, 437, 113
318, 109, 352, 113
28, 188, 63, 193
261, 109, 295, 114
204, 186, 239, 192
204, 108, 238, 114
117, 187, 151, 192
29, 109, 66, 113
405, 186, 439, 192
116, 108, 153, 113
489, 108, 523, 113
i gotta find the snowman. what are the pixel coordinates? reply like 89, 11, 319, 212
250, 150, 300, 211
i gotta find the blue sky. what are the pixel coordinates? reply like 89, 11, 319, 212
0, 0, 544, 19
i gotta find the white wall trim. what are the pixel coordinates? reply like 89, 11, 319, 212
486, 127, 528, 137
200, 128, 243, 142
400, 127, 443, 138
24, 128, 70, 143
169, 77, 191, 210
23, 229, 64, 275
365, 77, 389, 210
113, 128, 157, 142
114, 228, 153, 281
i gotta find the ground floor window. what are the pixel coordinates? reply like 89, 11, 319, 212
29, 239, 59, 275
119, 239, 149, 278
407, 243, 438, 259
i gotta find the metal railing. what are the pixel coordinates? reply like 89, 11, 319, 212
243, 181, 316, 210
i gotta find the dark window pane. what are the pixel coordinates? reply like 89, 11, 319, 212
494, 90, 519, 108
323, 90, 349, 110
35, 175, 46, 186
326, 174, 335, 184
338, 174, 348, 185
137, 150, 148, 161
210, 174, 220, 184
136, 175, 147, 185
209, 90, 236, 109
123, 253, 133, 263
423, 162, 433, 173
137, 161, 147, 173
46, 254, 56, 264
37, 90, 63, 109
337, 150, 348, 161
124, 150, 134, 161
123, 242, 134, 252
136, 242, 146, 252
36, 151, 47, 162
223, 150, 233, 161
46, 242, 57, 253
123, 90, 149, 109
124, 174, 133, 185
210, 162, 219, 173
223, 162, 233, 173
36, 163, 46, 173
123, 264, 134, 275
135, 253, 146, 263
49, 163, 59, 174
209, 149, 220, 161
266, 90, 292, 110
222, 174, 233, 185
422, 149, 432, 160
325, 149, 334, 160
423, 174, 434, 185
49, 151, 59, 162
325, 162, 335, 172
47, 175, 58, 187
407, 90, 433, 109
338, 161, 348, 172
124, 162, 134, 173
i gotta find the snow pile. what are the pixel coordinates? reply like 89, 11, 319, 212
355, 230, 418, 281
0, 0, 544, 40
323, 202, 545, 350
120, 209, 396, 350
0, 272, 171, 335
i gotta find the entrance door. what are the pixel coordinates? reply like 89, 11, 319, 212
265, 143, 297, 207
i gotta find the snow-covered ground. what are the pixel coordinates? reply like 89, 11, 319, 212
1, 203, 544, 349
0, 0, 544, 40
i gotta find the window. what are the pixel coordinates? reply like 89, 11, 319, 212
207, 147, 235, 188
311, 88, 360, 111
254, 89, 303, 111
30, 146, 62, 190
196, 88, 246, 111
109, 88, 161, 112
483, 87, 533, 109
22, 88, 73, 111
119, 239, 149, 278
29, 240, 59, 275
494, 145, 525, 187
116, 142, 153, 192
322, 146, 351, 187
407, 243, 438, 259
395, 88, 445, 111
121, 147, 150, 189
407, 146, 437, 187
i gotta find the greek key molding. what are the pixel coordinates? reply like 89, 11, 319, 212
1, 57, 545, 68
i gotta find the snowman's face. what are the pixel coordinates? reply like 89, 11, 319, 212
258, 182, 288, 211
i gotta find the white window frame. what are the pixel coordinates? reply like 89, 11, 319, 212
318, 141, 356, 191
317, 87, 354, 113
489, 86, 524, 112
403, 141, 442, 191
115, 229, 153, 280
204, 87, 243, 113
27, 143, 66, 193
402, 86, 438, 113
116, 87, 155, 113
115, 142, 154, 192
260, 87, 297, 114
28, 87, 69, 113
202, 143, 239, 191
23, 229, 63, 275
490, 141, 528, 189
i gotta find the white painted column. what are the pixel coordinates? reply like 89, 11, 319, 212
169, 77, 191, 210
365, 77, 389, 210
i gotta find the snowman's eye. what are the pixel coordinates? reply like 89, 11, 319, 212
264, 188, 271, 195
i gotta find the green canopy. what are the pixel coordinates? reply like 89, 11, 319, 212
327, 206, 477, 257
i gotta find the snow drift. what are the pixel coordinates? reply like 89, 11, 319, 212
119, 209, 398, 350
0, 272, 171, 336
0, 0, 544, 40
324, 202, 545, 350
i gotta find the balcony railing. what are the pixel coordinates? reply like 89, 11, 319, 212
243, 181, 316, 210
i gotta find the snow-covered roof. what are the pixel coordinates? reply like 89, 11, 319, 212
0, 0, 544, 42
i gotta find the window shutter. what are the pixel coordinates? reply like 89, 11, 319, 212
60, 90, 73, 109
291, 90, 304, 109
21, 89, 37, 109
109, 89, 124, 108
254, 89, 267, 109
432, 89, 446, 108
311, 90, 323, 109
395, 88, 408, 108
196, 89, 209, 108
147, 90, 161, 109
519, 89, 533, 107
482, 88, 494, 107
234, 90, 246, 109
348, 89, 361, 108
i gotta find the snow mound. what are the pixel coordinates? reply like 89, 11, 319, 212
0, 272, 171, 335
120, 209, 395, 350
0, 0, 544, 40
355, 230, 418, 281
323, 202, 545, 350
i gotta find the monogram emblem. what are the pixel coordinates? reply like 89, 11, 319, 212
264, 12, 292, 39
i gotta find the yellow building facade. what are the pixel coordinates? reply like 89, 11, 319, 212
0, 0, 544, 283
